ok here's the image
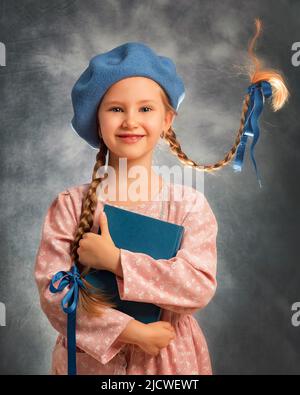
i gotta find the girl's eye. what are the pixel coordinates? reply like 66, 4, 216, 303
109, 106, 152, 112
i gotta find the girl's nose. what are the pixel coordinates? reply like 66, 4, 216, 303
121, 116, 139, 129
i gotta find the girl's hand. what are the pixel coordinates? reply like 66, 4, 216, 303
136, 321, 176, 357
77, 210, 121, 272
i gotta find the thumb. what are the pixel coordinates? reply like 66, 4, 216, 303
99, 210, 111, 238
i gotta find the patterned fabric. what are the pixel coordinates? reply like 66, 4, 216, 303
34, 181, 218, 375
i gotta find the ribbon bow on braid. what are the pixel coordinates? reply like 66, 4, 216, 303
49, 263, 87, 375
232, 80, 273, 188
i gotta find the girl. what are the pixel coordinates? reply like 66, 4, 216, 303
34, 19, 289, 375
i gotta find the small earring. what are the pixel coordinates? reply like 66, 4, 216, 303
160, 131, 165, 138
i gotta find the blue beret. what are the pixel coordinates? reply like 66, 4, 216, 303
70, 42, 185, 149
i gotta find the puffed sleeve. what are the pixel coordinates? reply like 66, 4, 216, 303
34, 190, 136, 365
115, 190, 218, 315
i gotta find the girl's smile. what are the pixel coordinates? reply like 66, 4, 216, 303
117, 135, 145, 144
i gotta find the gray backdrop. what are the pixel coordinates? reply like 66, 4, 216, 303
0, 0, 299, 375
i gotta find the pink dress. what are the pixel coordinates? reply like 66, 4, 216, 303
34, 180, 218, 375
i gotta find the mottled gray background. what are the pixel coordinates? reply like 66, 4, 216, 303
0, 0, 299, 375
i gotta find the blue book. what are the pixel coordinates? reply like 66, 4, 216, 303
85, 203, 185, 324
50, 202, 185, 375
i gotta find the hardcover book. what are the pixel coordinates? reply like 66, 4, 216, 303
85, 203, 185, 324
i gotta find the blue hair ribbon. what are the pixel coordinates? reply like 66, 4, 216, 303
49, 263, 87, 375
232, 80, 272, 188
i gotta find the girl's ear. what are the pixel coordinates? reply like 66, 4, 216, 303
164, 111, 176, 131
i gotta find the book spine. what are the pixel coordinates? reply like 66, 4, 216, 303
172, 227, 184, 256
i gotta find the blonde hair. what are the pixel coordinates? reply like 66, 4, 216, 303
70, 18, 290, 316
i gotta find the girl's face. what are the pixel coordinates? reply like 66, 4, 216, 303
97, 77, 174, 161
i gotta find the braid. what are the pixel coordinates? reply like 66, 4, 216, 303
163, 93, 250, 173
70, 139, 118, 316
161, 18, 289, 175
70, 144, 106, 267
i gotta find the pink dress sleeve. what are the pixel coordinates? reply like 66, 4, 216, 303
34, 191, 135, 365
116, 190, 218, 315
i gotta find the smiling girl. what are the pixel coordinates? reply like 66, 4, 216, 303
34, 19, 289, 375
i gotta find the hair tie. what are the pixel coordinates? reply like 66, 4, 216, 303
232, 80, 272, 188
49, 263, 86, 375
